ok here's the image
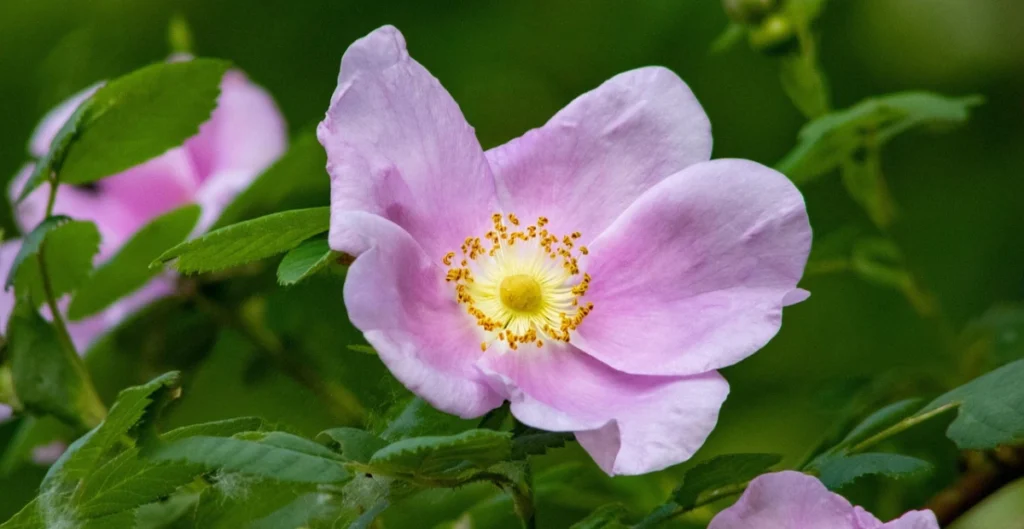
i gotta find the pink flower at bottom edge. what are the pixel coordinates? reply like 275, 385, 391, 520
708, 471, 940, 529
319, 25, 811, 475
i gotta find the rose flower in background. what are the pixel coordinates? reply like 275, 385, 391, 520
0, 67, 287, 430
319, 26, 811, 475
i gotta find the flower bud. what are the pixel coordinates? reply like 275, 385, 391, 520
722, 0, 777, 24
747, 13, 798, 55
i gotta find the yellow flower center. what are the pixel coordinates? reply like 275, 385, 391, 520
499, 274, 543, 313
442, 213, 594, 351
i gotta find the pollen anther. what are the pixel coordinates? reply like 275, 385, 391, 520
442, 213, 593, 351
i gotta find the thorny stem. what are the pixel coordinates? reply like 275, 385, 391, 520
191, 290, 367, 426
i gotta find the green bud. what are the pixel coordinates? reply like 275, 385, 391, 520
722, 0, 777, 24
748, 13, 798, 55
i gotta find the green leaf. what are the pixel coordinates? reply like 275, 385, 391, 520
671, 453, 783, 509
147, 434, 351, 483
777, 92, 983, 185
47, 372, 181, 488
368, 429, 512, 479
5, 215, 70, 290
277, 237, 336, 286
68, 205, 199, 320
817, 453, 932, 490
7, 300, 105, 430
779, 52, 830, 119
837, 399, 924, 449
74, 448, 203, 518
0, 497, 43, 529
570, 504, 629, 529
922, 359, 1024, 449
213, 132, 329, 229
191, 479, 319, 529
710, 23, 745, 54
18, 59, 230, 199
12, 220, 101, 306
155, 207, 330, 274
378, 397, 476, 441
161, 417, 264, 442
317, 428, 388, 464
512, 430, 575, 459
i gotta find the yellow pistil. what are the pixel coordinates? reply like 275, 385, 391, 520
442, 213, 594, 350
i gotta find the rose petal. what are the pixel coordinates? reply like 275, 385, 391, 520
340, 210, 503, 418
486, 66, 711, 244
478, 343, 728, 475
574, 159, 811, 377
877, 511, 939, 529
11, 164, 140, 259
98, 147, 200, 224
319, 25, 498, 260
708, 471, 859, 529
186, 70, 287, 179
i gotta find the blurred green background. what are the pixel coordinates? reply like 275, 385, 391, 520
1, 0, 1023, 527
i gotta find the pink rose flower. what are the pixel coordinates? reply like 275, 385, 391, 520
709, 471, 939, 529
0, 68, 286, 356
319, 26, 811, 475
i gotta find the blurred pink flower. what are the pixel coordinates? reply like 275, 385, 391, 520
0, 67, 286, 356
709, 471, 939, 529
319, 26, 811, 475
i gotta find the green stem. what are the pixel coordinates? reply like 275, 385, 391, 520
848, 402, 959, 455
37, 174, 107, 428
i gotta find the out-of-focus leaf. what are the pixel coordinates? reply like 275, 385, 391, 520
68, 205, 199, 320
837, 398, 924, 449
710, 23, 746, 54
213, 132, 329, 229
840, 145, 895, 228
670, 453, 783, 509
779, 52, 830, 119
569, 503, 629, 529
317, 427, 388, 464
961, 305, 1024, 371
277, 237, 336, 286
851, 237, 935, 314
18, 60, 229, 199
368, 429, 513, 479
13, 220, 100, 306
922, 359, 1024, 450
7, 300, 105, 430
147, 434, 351, 483
817, 453, 932, 490
155, 207, 329, 274
778, 92, 983, 184
4, 215, 69, 289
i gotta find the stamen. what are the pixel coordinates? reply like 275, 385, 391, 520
442, 213, 592, 351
